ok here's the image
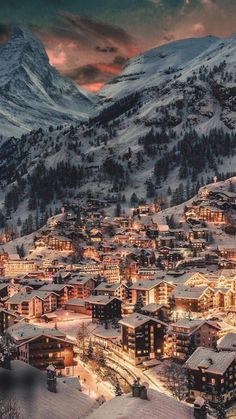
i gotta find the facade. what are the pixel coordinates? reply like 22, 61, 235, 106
119, 313, 167, 365
0, 308, 19, 334
18, 334, 75, 375
173, 286, 215, 318
5, 291, 58, 318
39, 284, 74, 307
130, 279, 175, 306
4, 259, 37, 277
68, 275, 96, 299
185, 347, 236, 404
94, 282, 125, 300
86, 296, 122, 323
166, 319, 220, 360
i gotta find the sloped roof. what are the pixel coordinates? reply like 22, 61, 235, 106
86, 388, 196, 419
0, 360, 96, 419
185, 347, 236, 375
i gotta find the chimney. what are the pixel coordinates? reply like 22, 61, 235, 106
193, 397, 207, 419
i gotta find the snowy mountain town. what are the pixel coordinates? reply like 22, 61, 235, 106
0, 176, 236, 418
0, 0, 236, 417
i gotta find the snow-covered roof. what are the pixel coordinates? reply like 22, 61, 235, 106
119, 313, 166, 329
217, 333, 236, 351
141, 303, 168, 313
86, 295, 121, 305
173, 285, 211, 299
6, 322, 65, 342
86, 388, 195, 419
130, 279, 169, 291
0, 360, 96, 419
95, 282, 121, 292
185, 347, 236, 375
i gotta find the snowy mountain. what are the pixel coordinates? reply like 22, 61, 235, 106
0, 27, 94, 137
0, 32, 236, 230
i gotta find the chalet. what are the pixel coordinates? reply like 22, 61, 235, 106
141, 303, 170, 322
47, 235, 73, 252
94, 282, 126, 300
38, 284, 74, 307
185, 347, 236, 404
217, 333, 236, 351
5, 292, 44, 318
6, 322, 75, 375
186, 204, 225, 223
218, 245, 236, 261
0, 283, 18, 301
166, 319, 220, 360
130, 279, 175, 306
4, 259, 37, 277
68, 274, 96, 299
64, 298, 91, 315
0, 308, 20, 334
119, 313, 167, 365
190, 239, 206, 251
5, 290, 58, 318
173, 286, 215, 318
213, 288, 235, 310
157, 236, 175, 249
86, 296, 122, 324
102, 263, 120, 284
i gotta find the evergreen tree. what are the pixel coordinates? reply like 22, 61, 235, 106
96, 348, 106, 368
215, 395, 226, 419
86, 339, 94, 360
76, 322, 89, 358
134, 293, 144, 313
115, 381, 122, 396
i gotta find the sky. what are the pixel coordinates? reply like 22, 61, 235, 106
0, 0, 235, 92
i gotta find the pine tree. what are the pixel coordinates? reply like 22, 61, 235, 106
76, 322, 89, 358
134, 293, 144, 313
115, 381, 122, 396
86, 339, 94, 360
215, 395, 226, 419
96, 348, 106, 368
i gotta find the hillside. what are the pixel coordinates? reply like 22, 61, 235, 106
0, 32, 236, 234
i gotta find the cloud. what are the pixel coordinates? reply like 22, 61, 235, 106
32, 12, 139, 92
0, 24, 10, 42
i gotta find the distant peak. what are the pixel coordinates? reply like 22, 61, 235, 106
10, 26, 31, 39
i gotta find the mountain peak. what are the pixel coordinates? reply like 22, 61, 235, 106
10, 26, 31, 39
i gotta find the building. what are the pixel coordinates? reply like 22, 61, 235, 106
217, 333, 236, 351
5, 290, 58, 318
130, 279, 175, 306
0, 308, 19, 334
141, 303, 170, 322
173, 286, 215, 318
86, 388, 201, 419
68, 274, 96, 299
94, 282, 126, 300
119, 313, 167, 365
38, 284, 74, 307
166, 319, 220, 360
4, 259, 37, 277
102, 263, 120, 283
64, 298, 92, 315
185, 347, 236, 404
6, 322, 75, 375
86, 296, 122, 324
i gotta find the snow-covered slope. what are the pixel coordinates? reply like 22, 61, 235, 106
0, 27, 95, 137
0, 33, 236, 225
98, 34, 236, 131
